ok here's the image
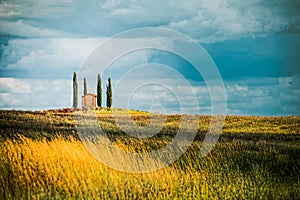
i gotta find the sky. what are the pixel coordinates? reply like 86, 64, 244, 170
0, 0, 299, 116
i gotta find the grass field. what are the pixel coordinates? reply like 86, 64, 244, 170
0, 109, 299, 199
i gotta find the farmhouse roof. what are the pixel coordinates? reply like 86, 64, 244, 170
82, 93, 97, 97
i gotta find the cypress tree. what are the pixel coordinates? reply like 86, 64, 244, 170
97, 73, 102, 107
72, 72, 78, 108
106, 77, 112, 108
83, 77, 87, 95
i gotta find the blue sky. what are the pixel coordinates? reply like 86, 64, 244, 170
0, 0, 299, 115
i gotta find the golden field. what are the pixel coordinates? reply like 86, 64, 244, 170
0, 109, 299, 199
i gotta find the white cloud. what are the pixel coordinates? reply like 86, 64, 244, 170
225, 76, 300, 115
0, 2, 21, 17
0, 11, 21, 17
111, 5, 142, 16
101, 0, 121, 9
0, 20, 71, 37
165, 0, 290, 42
0, 93, 21, 107
0, 78, 72, 110
0, 0, 73, 19
1, 37, 105, 73
0, 78, 31, 94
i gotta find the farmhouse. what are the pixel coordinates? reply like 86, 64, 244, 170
82, 94, 97, 109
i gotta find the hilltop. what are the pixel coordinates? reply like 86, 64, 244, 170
0, 108, 299, 199
0, 108, 298, 140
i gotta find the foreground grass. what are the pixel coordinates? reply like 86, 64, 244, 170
0, 109, 299, 199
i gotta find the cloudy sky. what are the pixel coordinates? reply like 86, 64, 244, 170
0, 0, 299, 115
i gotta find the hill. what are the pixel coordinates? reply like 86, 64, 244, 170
0, 109, 299, 199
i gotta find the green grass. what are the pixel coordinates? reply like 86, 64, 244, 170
0, 109, 299, 199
